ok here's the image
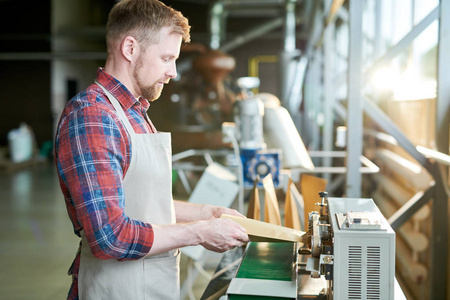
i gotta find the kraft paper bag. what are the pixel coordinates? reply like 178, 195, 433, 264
300, 174, 328, 230
262, 174, 281, 226
221, 214, 306, 243
246, 178, 260, 220
284, 178, 301, 230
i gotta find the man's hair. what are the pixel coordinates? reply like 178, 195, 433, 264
106, 0, 190, 53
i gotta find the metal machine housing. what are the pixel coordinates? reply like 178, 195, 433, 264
328, 197, 395, 300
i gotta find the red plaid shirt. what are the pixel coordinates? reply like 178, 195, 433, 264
55, 68, 158, 300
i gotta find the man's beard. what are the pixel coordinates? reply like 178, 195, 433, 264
134, 55, 163, 102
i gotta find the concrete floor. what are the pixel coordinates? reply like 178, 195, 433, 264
0, 162, 78, 299
0, 162, 215, 300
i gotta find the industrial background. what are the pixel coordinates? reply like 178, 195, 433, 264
0, 0, 449, 299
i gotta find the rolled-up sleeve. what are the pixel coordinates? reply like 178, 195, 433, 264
55, 103, 153, 260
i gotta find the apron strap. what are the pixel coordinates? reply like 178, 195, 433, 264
67, 240, 82, 276
95, 81, 136, 136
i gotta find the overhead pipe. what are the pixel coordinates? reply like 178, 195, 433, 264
279, 0, 301, 109
283, 0, 297, 52
209, 1, 225, 50
209, 0, 285, 50
210, 0, 305, 112
0, 52, 106, 60
220, 18, 284, 52
314, 0, 346, 49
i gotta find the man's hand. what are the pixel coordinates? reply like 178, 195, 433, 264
147, 215, 249, 256
197, 217, 249, 252
208, 206, 245, 219
149, 201, 249, 256
174, 200, 245, 222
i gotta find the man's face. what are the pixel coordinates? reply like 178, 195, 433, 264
133, 27, 182, 101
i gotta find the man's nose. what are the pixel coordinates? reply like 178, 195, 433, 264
167, 62, 177, 79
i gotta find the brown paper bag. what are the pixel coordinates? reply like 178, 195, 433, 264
299, 174, 327, 230
284, 178, 301, 230
246, 178, 260, 220
262, 174, 281, 225
221, 214, 306, 242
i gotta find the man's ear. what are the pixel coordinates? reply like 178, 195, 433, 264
121, 36, 140, 62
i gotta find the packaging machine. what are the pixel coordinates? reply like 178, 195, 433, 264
202, 194, 403, 300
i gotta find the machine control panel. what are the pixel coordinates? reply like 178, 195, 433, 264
335, 211, 386, 230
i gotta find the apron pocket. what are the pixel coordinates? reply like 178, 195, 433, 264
143, 249, 180, 300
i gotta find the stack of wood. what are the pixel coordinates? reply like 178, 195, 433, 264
373, 148, 433, 298
369, 97, 439, 299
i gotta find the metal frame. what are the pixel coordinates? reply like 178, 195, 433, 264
181, 1, 449, 297
305, 150, 379, 174
322, 0, 336, 183
364, 99, 448, 298
430, 1, 450, 297
363, 2, 448, 298
346, 0, 364, 198
172, 149, 234, 194
302, 0, 448, 298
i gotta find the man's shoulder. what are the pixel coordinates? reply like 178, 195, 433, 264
58, 83, 120, 129
65, 83, 116, 115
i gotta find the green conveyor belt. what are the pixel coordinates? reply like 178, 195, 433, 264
230, 295, 287, 300
229, 242, 297, 300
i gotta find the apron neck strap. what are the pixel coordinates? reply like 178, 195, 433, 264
95, 81, 135, 135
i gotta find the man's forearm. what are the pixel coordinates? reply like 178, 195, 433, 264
146, 217, 249, 257
146, 221, 202, 256
173, 200, 210, 223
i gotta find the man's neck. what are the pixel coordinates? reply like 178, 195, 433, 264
104, 57, 138, 98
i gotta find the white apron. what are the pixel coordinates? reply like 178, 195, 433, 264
78, 82, 179, 299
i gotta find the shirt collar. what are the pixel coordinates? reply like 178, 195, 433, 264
96, 68, 150, 111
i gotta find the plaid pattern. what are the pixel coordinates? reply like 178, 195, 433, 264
55, 68, 157, 299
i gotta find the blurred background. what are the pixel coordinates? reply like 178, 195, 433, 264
0, 0, 448, 299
